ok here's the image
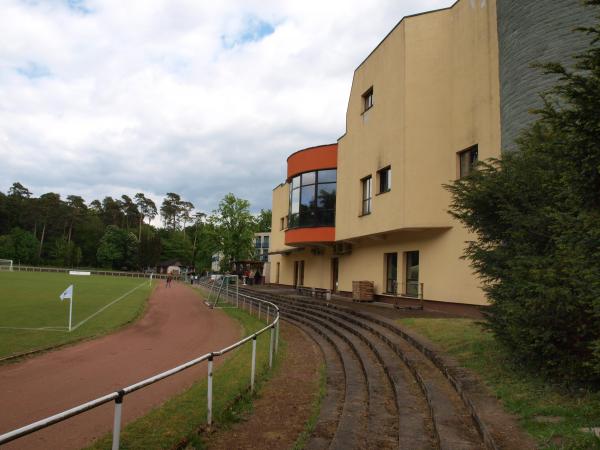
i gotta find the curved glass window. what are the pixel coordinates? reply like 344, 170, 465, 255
289, 169, 336, 228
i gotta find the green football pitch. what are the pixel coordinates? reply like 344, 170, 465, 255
0, 271, 154, 359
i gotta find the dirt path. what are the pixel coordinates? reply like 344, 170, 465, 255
203, 322, 323, 450
0, 282, 240, 450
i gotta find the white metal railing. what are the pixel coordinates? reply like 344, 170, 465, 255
0, 285, 279, 449
6, 265, 172, 279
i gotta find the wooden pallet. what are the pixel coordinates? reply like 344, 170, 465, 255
352, 281, 374, 302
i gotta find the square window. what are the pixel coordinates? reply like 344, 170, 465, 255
458, 145, 478, 178
361, 176, 372, 215
362, 87, 373, 112
378, 166, 391, 193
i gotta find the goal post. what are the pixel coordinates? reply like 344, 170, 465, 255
211, 275, 239, 309
0, 259, 13, 272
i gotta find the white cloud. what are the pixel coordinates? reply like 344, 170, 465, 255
0, 0, 454, 215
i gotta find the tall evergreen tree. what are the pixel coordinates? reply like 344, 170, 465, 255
446, 3, 600, 384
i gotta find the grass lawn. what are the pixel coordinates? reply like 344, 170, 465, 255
0, 271, 153, 359
399, 318, 600, 450
86, 299, 283, 450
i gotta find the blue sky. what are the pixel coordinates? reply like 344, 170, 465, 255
0, 0, 453, 220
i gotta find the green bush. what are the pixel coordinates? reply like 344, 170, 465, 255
445, 2, 600, 385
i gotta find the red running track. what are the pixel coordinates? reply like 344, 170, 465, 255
0, 282, 240, 450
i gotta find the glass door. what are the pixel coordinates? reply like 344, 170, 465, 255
385, 253, 398, 294
405, 251, 419, 297
331, 258, 339, 292
293, 261, 299, 287
298, 261, 305, 286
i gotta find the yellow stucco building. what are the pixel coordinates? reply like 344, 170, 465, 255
268, 0, 592, 306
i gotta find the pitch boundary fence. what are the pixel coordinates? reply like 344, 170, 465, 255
3, 265, 173, 279
0, 283, 280, 449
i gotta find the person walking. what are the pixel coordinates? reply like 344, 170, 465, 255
166, 274, 173, 288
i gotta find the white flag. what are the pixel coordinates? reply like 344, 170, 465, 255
60, 285, 73, 301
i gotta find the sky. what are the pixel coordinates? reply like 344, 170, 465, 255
0, 0, 454, 218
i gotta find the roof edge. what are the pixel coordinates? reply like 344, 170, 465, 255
286, 143, 338, 162
354, 0, 459, 73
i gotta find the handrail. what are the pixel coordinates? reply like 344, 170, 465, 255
0, 283, 279, 448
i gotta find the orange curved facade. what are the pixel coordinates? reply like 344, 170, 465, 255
285, 227, 335, 246
287, 144, 338, 180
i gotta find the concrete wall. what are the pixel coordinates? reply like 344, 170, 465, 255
337, 228, 483, 305
496, 0, 595, 150
336, 0, 501, 241
269, 0, 594, 306
269, 183, 291, 285
330, 0, 501, 305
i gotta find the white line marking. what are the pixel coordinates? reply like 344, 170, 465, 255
0, 326, 68, 333
70, 281, 148, 331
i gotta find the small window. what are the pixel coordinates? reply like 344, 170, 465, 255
458, 145, 478, 178
280, 217, 284, 230
362, 87, 373, 112
361, 176, 372, 215
378, 166, 391, 194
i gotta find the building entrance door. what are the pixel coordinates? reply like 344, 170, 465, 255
331, 258, 339, 292
405, 251, 419, 297
385, 253, 398, 294
294, 261, 305, 287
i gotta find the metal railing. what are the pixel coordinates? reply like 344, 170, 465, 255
4, 265, 173, 279
0, 284, 279, 449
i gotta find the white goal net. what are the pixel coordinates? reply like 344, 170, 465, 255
0, 259, 13, 272
209, 275, 239, 309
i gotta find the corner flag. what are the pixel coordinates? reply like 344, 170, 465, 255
59, 285, 74, 331
60, 285, 73, 301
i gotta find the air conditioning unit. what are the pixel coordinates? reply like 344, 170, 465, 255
333, 242, 352, 255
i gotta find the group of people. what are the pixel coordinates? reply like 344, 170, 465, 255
241, 268, 262, 285
162, 268, 263, 288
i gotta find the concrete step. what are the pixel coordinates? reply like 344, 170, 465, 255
277, 298, 483, 449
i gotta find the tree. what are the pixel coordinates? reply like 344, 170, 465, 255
96, 225, 138, 270
190, 211, 206, 264
36, 193, 62, 260
6, 182, 33, 232
0, 228, 39, 264
50, 237, 82, 267
255, 209, 272, 232
179, 201, 194, 237
210, 193, 255, 269
119, 195, 139, 232
139, 228, 162, 268
445, 6, 600, 384
0, 192, 9, 235
75, 212, 104, 266
160, 231, 192, 265
101, 197, 124, 227
134, 193, 157, 241
160, 193, 182, 230
65, 195, 87, 244
193, 219, 220, 273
